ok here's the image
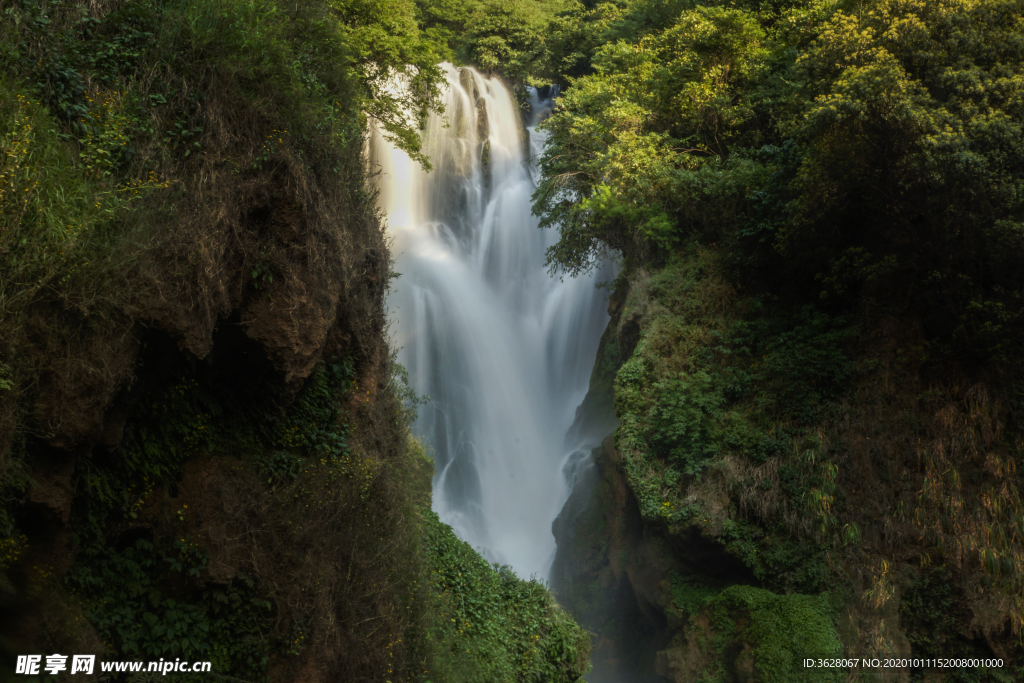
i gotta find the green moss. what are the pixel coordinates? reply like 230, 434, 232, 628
707, 585, 842, 683
611, 249, 850, 591
669, 570, 720, 616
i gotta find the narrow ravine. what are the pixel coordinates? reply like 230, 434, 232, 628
371, 64, 610, 580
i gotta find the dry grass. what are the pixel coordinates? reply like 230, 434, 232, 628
913, 384, 1024, 636
731, 455, 811, 537
821, 313, 1024, 644
613, 238, 1023, 663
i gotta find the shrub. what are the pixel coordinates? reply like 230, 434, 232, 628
420, 510, 591, 683
706, 585, 842, 683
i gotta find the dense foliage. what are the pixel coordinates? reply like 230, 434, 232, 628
0, 0, 446, 445
415, 0, 572, 87
524, 0, 1024, 679
534, 0, 1024, 370
420, 509, 591, 683
0, 1, 591, 681
4, 0, 1023, 679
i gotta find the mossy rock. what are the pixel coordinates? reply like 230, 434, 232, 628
666, 585, 842, 683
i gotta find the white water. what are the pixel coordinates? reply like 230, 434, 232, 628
370, 64, 609, 580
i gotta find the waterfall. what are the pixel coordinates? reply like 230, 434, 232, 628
370, 64, 610, 580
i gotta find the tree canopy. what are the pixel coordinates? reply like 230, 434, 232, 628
529, 0, 1024, 371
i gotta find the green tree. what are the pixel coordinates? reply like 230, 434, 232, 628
781, 0, 1024, 364
533, 3, 769, 274
327, 0, 446, 165
458, 0, 566, 88
535, 0, 1024, 367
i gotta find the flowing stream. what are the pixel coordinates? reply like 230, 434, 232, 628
370, 64, 609, 580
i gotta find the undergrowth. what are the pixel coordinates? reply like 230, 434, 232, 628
897, 569, 1018, 683
0, 2, 596, 682
606, 240, 1023, 672
420, 510, 590, 683
58, 352, 356, 680
704, 586, 842, 683
613, 245, 852, 593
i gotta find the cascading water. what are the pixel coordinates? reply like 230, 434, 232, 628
370, 64, 610, 580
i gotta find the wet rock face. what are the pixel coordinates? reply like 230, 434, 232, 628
549, 277, 672, 682
459, 67, 478, 101
454, 67, 496, 196
550, 438, 673, 683
550, 277, 770, 682
26, 452, 75, 524
26, 155, 388, 454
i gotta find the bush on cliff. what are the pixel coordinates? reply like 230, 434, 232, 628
532, 0, 1024, 676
